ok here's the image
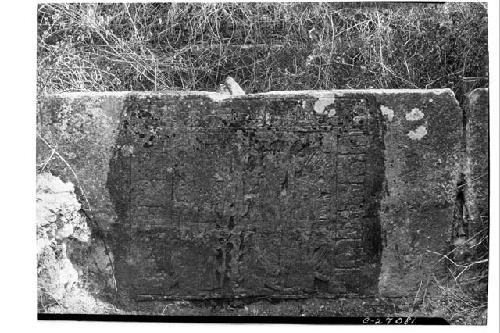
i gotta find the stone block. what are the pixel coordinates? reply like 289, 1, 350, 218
38, 89, 463, 299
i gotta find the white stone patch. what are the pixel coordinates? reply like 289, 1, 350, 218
405, 108, 425, 121
469, 91, 480, 105
408, 125, 427, 140
225, 77, 245, 95
313, 98, 336, 116
58, 258, 79, 290
206, 92, 231, 102
380, 105, 394, 121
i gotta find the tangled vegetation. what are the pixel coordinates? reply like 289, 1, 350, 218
37, 2, 488, 105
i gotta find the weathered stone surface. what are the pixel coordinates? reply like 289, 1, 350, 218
465, 88, 489, 237
37, 89, 463, 300
37, 93, 127, 230
373, 90, 463, 297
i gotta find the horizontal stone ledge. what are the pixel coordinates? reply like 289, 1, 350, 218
48, 88, 455, 98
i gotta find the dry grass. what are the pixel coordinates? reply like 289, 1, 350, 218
400, 226, 489, 324
37, 2, 488, 105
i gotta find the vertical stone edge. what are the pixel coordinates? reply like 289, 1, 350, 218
36, 93, 128, 231
375, 90, 463, 298
465, 88, 489, 243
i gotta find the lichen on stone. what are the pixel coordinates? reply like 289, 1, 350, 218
405, 108, 425, 121
313, 97, 336, 116
407, 124, 428, 140
380, 105, 394, 121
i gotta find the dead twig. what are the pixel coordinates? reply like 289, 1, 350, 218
412, 279, 423, 310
